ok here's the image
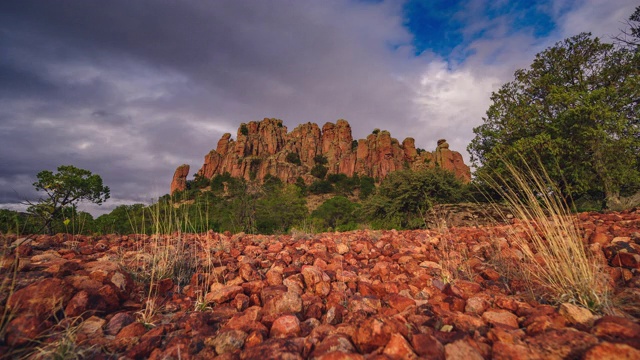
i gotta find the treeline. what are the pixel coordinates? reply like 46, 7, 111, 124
0, 168, 473, 236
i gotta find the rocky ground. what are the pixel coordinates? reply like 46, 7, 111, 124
1, 210, 639, 359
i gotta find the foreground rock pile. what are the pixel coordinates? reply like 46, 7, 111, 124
1, 210, 639, 359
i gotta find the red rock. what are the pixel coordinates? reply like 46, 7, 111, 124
465, 296, 489, 315
492, 342, 542, 360
410, 333, 444, 359
591, 316, 640, 340
7, 278, 72, 319
482, 310, 519, 329
383, 333, 418, 359
170, 164, 190, 194
310, 334, 359, 358
353, 317, 405, 353
270, 315, 301, 338
558, 303, 596, 327
301, 265, 331, 296
206, 285, 244, 304
444, 339, 484, 360
105, 312, 135, 336
386, 294, 416, 312
186, 119, 470, 190
239, 338, 304, 360
206, 329, 248, 354
65, 290, 91, 318
528, 328, 598, 359
4, 315, 51, 346
116, 322, 147, 339
583, 342, 640, 360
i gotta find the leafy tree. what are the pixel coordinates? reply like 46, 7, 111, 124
360, 168, 464, 229
468, 33, 640, 209
28, 165, 110, 234
294, 176, 308, 195
358, 176, 376, 200
311, 196, 359, 231
256, 185, 308, 234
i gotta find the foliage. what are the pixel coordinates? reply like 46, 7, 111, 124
615, 6, 640, 49
360, 168, 464, 229
309, 180, 334, 195
210, 172, 234, 193
256, 185, 308, 234
468, 33, 640, 209
311, 196, 360, 231
311, 164, 328, 179
286, 152, 302, 166
294, 176, 308, 196
189, 173, 210, 189
240, 124, 249, 136
28, 165, 110, 234
313, 155, 328, 165
358, 176, 376, 200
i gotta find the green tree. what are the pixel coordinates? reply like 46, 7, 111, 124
286, 152, 302, 166
311, 196, 359, 231
360, 168, 464, 229
616, 6, 640, 49
256, 185, 308, 234
311, 164, 328, 179
468, 33, 640, 209
28, 165, 110, 234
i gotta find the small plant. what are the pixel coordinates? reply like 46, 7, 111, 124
485, 158, 610, 312
136, 298, 159, 329
240, 124, 249, 136
286, 152, 302, 166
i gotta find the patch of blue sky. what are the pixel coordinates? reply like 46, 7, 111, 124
403, 0, 562, 60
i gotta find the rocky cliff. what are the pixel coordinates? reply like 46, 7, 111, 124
171, 118, 471, 194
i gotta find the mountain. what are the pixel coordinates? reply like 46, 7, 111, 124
171, 118, 470, 194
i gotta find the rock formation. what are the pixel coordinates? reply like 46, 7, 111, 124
171, 118, 471, 194
170, 164, 190, 194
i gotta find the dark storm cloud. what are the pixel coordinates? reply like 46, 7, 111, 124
1, 0, 635, 215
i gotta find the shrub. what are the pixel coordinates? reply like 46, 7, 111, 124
360, 168, 464, 229
309, 180, 333, 194
313, 155, 328, 165
240, 124, 249, 136
286, 152, 302, 166
311, 164, 328, 179
312, 196, 360, 230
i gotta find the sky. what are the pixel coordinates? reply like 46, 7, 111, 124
0, 0, 636, 216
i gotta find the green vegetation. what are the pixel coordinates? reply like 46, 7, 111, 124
27, 165, 110, 234
311, 196, 360, 231
239, 124, 249, 136
310, 164, 328, 179
468, 32, 640, 210
286, 152, 302, 166
360, 168, 465, 229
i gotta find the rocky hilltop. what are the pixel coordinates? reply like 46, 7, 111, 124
171, 118, 470, 194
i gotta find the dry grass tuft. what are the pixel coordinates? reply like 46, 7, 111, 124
485, 160, 609, 312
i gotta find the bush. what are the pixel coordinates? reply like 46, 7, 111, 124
360, 168, 464, 229
314, 155, 328, 165
286, 152, 302, 166
358, 176, 376, 200
311, 164, 328, 179
309, 180, 333, 194
240, 124, 249, 136
312, 196, 360, 231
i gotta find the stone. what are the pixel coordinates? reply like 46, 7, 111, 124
105, 312, 136, 336
205, 285, 244, 304
206, 329, 248, 354
270, 315, 301, 338
382, 333, 418, 359
482, 310, 519, 329
583, 342, 640, 360
444, 339, 484, 360
170, 164, 190, 194
7, 278, 72, 319
410, 333, 444, 359
558, 303, 596, 327
4, 315, 51, 346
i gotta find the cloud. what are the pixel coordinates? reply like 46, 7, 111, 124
0, 0, 636, 216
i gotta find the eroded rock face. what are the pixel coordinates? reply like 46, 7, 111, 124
170, 164, 190, 194
183, 118, 471, 189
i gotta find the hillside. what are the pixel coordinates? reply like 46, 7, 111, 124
171, 118, 470, 194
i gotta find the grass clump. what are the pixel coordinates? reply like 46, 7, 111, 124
486, 159, 609, 312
